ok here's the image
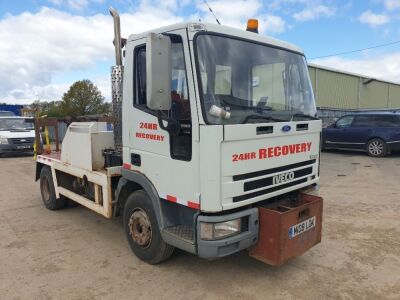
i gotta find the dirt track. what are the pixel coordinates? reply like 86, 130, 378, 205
0, 152, 399, 299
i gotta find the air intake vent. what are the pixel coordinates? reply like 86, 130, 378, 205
256, 126, 273, 135
296, 123, 308, 131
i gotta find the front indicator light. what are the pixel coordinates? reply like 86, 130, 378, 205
200, 219, 242, 240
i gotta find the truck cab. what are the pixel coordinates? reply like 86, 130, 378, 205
119, 23, 321, 259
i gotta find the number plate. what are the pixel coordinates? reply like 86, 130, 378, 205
288, 216, 316, 239
17, 145, 31, 149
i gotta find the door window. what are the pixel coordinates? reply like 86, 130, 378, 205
133, 35, 192, 161
353, 115, 371, 127
336, 116, 354, 128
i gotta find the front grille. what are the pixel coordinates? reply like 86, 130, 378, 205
10, 137, 34, 145
244, 167, 313, 192
233, 178, 308, 202
233, 159, 316, 181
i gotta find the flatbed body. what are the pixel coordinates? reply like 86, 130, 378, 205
37, 152, 121, 218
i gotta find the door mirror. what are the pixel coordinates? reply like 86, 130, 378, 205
146, 33, 172, 110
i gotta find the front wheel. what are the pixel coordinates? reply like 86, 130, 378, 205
123, 190, 174, 264
367, 138, 387, 157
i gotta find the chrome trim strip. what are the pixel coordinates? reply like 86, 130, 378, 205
325, 141, 365, 145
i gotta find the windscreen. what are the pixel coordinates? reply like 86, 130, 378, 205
196, 34, 317, 124
0, 118, 34, 130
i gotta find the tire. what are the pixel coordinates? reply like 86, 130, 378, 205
367, 138, 387, 157
123, 190, 174, 264
40, 166, 67, 210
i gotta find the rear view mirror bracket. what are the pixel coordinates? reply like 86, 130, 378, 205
157, 111, 180, 136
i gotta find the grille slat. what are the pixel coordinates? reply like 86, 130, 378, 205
10, 137, 34, 145
244, 167, 313, 192
233, 159, 316, 181
233, 178, 308, 202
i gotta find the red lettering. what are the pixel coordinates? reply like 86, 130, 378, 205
257, 142, 312, 160
282, 145, 289, 156
274, 146, 281, 157
259, 149, 267, 159
232, 154, 238, 162
139, 122, 158, 130
267, 147, 274, 158
289, 144, 296, 154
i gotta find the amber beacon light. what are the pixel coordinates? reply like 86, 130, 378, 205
246, 19, 259, 33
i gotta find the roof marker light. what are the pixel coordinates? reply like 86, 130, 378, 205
246, 19, 259, 33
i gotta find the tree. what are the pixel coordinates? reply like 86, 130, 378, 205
61, 80, 108, 117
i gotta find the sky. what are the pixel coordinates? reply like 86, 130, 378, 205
1, 0, 400, 104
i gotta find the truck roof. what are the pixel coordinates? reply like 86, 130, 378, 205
127, 22, 304, 55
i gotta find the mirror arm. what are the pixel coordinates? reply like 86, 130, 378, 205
157, 110, 169, 131
157, 111, 180, 136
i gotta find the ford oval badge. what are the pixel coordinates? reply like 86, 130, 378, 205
282, 125, 291, 132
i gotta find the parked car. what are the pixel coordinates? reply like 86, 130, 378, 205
0, 111, 15, 117
0, 117, 35, 156
322, 112, 400, 157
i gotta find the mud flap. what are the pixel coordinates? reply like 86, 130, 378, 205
249, 193, 323, 266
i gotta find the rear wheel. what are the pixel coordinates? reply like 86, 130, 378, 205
123, 190, 174, 264
40, 166, 67, 210
367, 138, 387, 157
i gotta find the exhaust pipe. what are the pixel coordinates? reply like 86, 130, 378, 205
109, 7, 122, 66
109, 7, 123, 153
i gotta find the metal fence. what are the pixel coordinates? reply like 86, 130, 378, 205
317, 107, 400, 127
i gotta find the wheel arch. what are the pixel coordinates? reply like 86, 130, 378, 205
367, 136, 387, 143
35, 162, 46, 181
116, 169, 164, 228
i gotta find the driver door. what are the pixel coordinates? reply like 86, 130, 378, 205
122, 29, 201, 208
324, 115, 355, 149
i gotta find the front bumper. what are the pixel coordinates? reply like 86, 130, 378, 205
0, 143, 34, 154
196, 207, 259, 259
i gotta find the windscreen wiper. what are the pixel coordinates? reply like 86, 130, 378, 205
242, 114, 284, 124
290, 113, 319, 121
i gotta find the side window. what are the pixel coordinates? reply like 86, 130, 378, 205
133, 35, 192, 161
336, 116, 354, 128
373, 115, 399, 127
135, 47, 147, 106
134, 41, 191, 121
353, 115, 371, 127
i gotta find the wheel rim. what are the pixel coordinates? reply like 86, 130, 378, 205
128, 208, 152, 248
369, 141, 383, 156
41, 177, 51, 203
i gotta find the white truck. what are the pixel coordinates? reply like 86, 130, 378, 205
0, 116, 35, 156
35, 9, 323, 265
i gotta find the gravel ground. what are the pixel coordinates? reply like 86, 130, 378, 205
0, 151, 399, 299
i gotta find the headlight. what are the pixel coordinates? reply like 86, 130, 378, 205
200, 218, 242, 240
0, 136, 8, 145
